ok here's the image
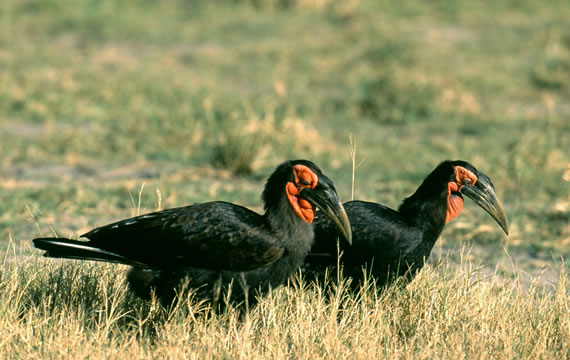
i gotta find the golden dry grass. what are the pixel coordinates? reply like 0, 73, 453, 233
1, 243, 567, 359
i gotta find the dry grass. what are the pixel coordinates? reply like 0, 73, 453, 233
1, 243, 567, 359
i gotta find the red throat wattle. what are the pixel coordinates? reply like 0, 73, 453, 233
445, 166, 478, 223
286, 165, 319, 224
446, 182, 464, 223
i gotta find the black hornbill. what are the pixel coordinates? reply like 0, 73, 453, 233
34, 160, 351, 306
304, 160, 508, 287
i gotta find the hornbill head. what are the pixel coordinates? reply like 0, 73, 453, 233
446, 160, 509, 235
263, 160, 352, 244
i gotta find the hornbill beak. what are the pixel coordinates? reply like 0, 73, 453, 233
300, 185, 352, 245
460, 172, 509, 235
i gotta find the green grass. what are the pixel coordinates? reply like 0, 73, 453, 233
1, 0, 569, 357
2, 0, 568, 254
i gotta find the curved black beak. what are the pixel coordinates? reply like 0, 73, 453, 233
460, 171, 509, 235
300, 182, 352, 245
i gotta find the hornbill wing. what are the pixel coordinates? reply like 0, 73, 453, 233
79, 202, 284, 271
308, 201, 420, 266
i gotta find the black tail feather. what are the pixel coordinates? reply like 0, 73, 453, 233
33, 238, 143, 267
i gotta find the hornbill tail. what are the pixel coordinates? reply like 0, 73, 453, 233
33, 238, 144, 266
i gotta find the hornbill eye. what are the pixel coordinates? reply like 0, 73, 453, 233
461, 178, 473, 185
300, 179, 310, 186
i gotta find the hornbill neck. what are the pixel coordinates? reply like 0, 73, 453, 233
397, 167, 450, 241
264, 195, 314, 261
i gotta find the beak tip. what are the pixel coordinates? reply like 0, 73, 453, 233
301, 187, 352, 246
461, 181, 510, 238
497, 220, 509, 237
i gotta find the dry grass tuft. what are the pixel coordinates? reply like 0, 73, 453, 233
1, 244, 567, 359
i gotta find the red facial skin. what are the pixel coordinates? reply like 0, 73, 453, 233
446, 166, 478, 223
286, 165, 319, 223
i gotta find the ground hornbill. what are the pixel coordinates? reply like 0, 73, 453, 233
34, 160, 351, 307
304, 160, 508, 287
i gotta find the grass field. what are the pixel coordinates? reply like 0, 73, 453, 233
1, 0, 569, 358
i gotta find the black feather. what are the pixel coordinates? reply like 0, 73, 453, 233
33, 238, 142, 266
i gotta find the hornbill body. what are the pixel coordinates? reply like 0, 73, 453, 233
34, 160, 351, 306
305, 160, 508, 286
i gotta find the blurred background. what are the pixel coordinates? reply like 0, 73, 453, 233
1, 0, 568, 284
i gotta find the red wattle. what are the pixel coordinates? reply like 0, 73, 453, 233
446, 181, 464, 223
286, 182, 316, 224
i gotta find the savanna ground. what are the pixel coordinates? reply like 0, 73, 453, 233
0, 0, 569, 358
